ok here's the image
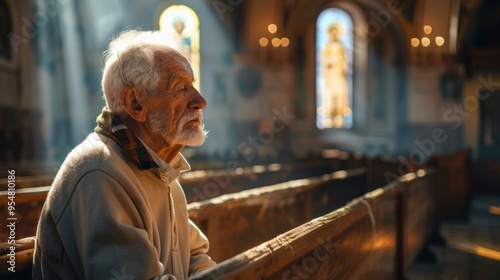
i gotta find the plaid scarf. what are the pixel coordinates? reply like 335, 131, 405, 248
95, 107, 158, 170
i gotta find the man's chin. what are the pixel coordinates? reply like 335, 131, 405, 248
185, 139, 205, 147
173, 128, 207, 147
182, 135, 206, 147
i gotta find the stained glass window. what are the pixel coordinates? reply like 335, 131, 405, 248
316, 8, 353, 129
159, 5, 200, 90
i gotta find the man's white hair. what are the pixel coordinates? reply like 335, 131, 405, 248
101, 30, 176, 116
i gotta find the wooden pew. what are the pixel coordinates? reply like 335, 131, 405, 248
321, 150, 366, 172
0, 186, 49, 242
0, 167, 366, 277
188, 168, 367, 262
0, 149, 454, 280
0, 175, 53, 189
401, 170, 435, 270
430, 148, 470, 220
0, 236, 35, 279
190, 169, 435, 280
0, 158, 345, 242
365, 154, 428, 192
0, 174, 55, 241
181, 158, 342, 202
0, 150, 430, 245
366, 155, 404, 191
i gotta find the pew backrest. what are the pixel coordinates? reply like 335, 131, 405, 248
187, 168, 367, 262
189, 169, 435, 280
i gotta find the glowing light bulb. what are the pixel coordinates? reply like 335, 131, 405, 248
268, 24, 277, 34
271, 38, 280, 47
423, 25, 432, 34
411, 38, 420, 47
280, 37, 290, 47
259, 37, 269, 47
421, 37, 430, 47
435, 36, 445, 46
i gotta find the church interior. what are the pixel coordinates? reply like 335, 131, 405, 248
1, 0, 500, 279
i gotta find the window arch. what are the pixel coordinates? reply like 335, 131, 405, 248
316, 7, 353, 129
159, 5, 200, 90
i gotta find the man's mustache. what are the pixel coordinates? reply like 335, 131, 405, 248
179, 110, 203, 125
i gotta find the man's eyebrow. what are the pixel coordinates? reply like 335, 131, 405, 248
179, 70, 194, 81
167, 74, 194, 92
175, 72, 194, 85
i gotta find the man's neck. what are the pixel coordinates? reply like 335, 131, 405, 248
122, 117, 184, 164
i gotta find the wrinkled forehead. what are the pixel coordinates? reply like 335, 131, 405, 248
155, 48, 194, 90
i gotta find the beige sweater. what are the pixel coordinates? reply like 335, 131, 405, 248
33, 133, 216, 279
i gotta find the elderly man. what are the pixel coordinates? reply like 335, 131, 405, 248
33, 30, 216, 279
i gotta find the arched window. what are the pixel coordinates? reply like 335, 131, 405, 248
159, 5, 200, 90
316, 8, 353, 129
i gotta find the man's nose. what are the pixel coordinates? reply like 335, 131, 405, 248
187, 88, 207, 110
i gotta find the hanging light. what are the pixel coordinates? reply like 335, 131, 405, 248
280, 37, 290, 47
421, 37, 430, 47
260, 24, 290, 48
435, 36, 445, 46
259, 37, 269, 47
271, 38, 281, 47
411, 38, 420, 47
423, 25, 432, 34
268, 24, 277, 34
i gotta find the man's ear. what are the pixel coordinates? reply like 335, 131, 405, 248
121, 87, 147, 122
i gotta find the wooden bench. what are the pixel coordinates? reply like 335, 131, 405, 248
431, 149, 470, 219
365, 152, 435, 191
0, 158, 348, 241
0, 151, 405, 243
0, 186, 49, 242
321, 149, 366, 171
0, 236, 35, 279
0, 153, 431, 278
0, 167, 366, 277
188, 168, 367, 262
189, 169, 435, 279
181, 157, 347, 202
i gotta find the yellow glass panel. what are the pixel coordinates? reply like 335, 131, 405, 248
159, 5, 201, 91
316, 8, 354, 129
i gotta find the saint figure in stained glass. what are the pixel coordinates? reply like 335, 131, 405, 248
316, 8, 353, 129
322, 23, 349, 127
159, 5, 200, 90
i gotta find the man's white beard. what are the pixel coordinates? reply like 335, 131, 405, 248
171, 122, 207, 146
150, 109, 207, 147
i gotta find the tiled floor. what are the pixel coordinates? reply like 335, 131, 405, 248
407, 195, 500, 280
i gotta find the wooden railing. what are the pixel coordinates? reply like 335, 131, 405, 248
0, 237, 35, 280
190, 169, 435, 280
181, 158, 340, 202
0, 186, 49, 242
188, 168, 367, 262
